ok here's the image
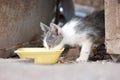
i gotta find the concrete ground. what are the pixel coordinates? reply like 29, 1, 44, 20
0, 58, 119, 80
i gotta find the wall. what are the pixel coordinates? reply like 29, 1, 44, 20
0, 0, 56, 57
73, 0, 104, 10
105, 0, 120, 54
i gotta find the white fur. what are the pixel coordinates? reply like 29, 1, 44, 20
61, 20, 90, 46
43, 37, 49, 49
76, 41, 93, 62
56, 20, 93, 61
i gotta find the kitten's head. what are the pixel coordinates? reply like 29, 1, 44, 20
40, 22, 63, 49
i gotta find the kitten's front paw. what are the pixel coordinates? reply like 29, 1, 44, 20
76, 57, 88, 62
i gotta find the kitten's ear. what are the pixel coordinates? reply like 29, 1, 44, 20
40, 22, 50, 33
50, 23, 62, 35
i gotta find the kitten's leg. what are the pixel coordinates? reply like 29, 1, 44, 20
76, 41, 93, 62
76, 46, 81, 57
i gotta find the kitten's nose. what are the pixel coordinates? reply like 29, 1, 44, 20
48, 45, 51, 49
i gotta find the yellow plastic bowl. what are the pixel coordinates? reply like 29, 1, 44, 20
14, 48, 64, 64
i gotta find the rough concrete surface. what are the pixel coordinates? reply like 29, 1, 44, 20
0, 58, 119, 80
0, 0, 56, 57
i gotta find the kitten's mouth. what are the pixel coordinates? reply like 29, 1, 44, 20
48, 45, 51, 49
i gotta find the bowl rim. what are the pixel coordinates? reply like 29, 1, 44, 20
14, 48, 64, 53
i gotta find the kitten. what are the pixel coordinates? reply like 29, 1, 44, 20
40, 10, 104, 62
